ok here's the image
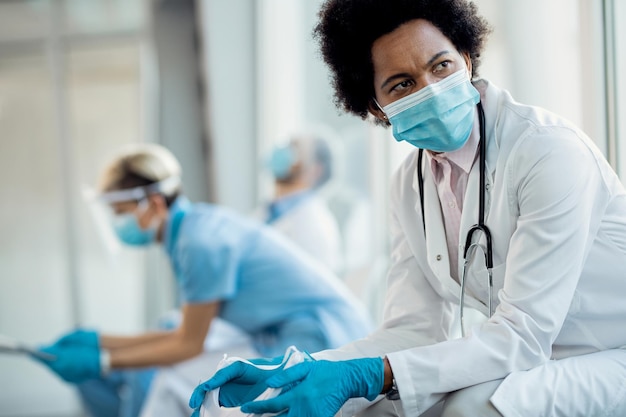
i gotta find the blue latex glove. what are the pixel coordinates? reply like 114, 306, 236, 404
240, 357, 384, 417
188, 357, 287, 416
55, 328, 99, 349
33, 343, 101, 384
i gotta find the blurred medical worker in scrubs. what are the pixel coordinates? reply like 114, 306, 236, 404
256, 133, 343, 274
32, 143, 372, 417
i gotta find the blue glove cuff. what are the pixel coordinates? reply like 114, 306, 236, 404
352, 357, 385, 401
100, 349, 111, 375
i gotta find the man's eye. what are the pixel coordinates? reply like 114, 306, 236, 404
434, 60, 453, 73
390, 80, 413, 93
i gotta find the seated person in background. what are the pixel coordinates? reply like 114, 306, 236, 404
255, 132, 343, 275
33, 143, 373, 417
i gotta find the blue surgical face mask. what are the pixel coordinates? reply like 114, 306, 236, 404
112, 200, 158, 246
267, 145, 295, 180
381, 69, 480, 152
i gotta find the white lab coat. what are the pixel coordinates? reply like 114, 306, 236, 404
257, 194, 343, 274
315, 79, 626, 417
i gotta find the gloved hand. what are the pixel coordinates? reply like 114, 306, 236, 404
55, 328, 99, 349
33, 343, 101, 384
240, 357, 384, 417
188, 357, 286, 416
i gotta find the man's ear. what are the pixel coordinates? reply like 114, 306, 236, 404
462, 52, 473, 78
149, 193, 168, 217
368, 98, 388, 124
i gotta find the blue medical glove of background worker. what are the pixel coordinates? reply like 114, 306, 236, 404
32, 328, 102, 383
189, 357, 384, 417
33, 343, 101, 383
55, 328, 100, 349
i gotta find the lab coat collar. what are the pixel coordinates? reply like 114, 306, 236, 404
266, 190, 314, 224
428, 115, 480, 176
473, 78, 500, 176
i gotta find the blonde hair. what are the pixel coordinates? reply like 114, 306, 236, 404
98, 143, 182, 197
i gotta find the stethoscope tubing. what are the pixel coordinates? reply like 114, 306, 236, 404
417, 102, 494, 336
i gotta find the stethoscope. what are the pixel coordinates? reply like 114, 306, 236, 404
416, 102, 493, 336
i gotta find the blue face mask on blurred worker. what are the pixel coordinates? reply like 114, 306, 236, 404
382, 69, 480, 152
267, 145, 295, 180
94, 178, 180, 247
112, 199, 158, 246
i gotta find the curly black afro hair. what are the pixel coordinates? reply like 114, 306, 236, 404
313, 0, 492, 121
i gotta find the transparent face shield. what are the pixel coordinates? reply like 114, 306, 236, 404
82, 176, 181, 254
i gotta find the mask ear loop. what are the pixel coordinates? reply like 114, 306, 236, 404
135, 196, 162, 232
136, 197, 151, 215
135, 197, 147, 212
372, 97, 388, 121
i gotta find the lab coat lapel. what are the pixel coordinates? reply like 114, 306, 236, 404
459, 163, 481, 262
419, 163, 452, 281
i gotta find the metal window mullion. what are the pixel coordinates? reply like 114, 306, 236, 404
603, 0, 618, 172
48, 0, 81, 326
140, 0, 166, 328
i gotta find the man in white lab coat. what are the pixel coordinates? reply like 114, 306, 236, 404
256, 133, 343, 274
189, 0, 626, 416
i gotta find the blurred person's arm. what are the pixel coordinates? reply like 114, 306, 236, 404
101, 302, 218, 368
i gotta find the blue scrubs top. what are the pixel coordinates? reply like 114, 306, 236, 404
163, 197, 372, 357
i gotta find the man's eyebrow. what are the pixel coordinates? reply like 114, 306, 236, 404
379, 50, 452, 91
380, 73, 412, 90
425, 50, 451, 68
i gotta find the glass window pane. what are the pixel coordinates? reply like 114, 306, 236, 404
63, 0, 145, 35
68, 42, 150, 332
474, 0, 585, 128
0, 0, 50, 41
0, 52, 81, 416
615, 0, 626, 179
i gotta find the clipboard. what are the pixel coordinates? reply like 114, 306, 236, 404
0, 334, 56, 361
